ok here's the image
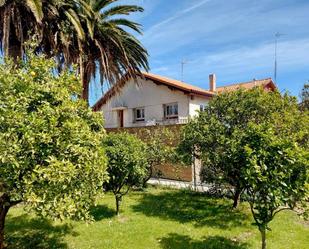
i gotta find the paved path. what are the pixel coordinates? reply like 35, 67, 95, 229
147, 178, 212, 192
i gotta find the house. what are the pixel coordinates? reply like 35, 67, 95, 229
93, 72, 276, 184
93, 72, 276, 129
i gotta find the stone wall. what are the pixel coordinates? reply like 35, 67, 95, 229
106, 124, 192, 182
106, 124, 183, 143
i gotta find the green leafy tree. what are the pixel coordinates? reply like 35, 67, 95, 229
179, 88, 308, 248
103, 132, 148, 215
0, 51, 107, 248
143, 128, 177, 186
179, 88, 308, 208
242, 123, 308, 249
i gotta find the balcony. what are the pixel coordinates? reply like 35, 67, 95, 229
135, 117, 189, 127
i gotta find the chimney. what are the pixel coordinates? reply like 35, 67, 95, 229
209, 74, 216, 92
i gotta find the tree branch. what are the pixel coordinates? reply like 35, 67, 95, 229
273, 207, 292, 219
9, 200, 22, 207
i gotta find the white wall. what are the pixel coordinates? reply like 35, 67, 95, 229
100, 77, 209, 128
189, 96, 210, 117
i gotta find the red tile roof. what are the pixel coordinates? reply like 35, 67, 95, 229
92, 72, 214, 111
216, 78, 276, 93
92, 73, 276, 111
143, 72, 214, 96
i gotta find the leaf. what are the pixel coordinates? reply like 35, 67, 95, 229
26, 0, 44, 23
64, 9, 85, 41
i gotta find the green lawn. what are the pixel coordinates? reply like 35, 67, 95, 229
5, 187, 309, 249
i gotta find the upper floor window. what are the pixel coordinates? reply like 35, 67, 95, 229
133, 107, 145, 122
164, 103, 178, 119
200, 104, 207, 112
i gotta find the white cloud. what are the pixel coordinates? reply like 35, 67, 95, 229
144, 0, 212, 37
151, 38, 309, 86
194, 39, 309, 78
141, 0, 309, 57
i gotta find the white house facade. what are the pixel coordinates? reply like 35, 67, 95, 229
93, 72, 276, 129
93, 73, 214, 128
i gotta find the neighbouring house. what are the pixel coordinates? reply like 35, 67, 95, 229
93, 72, 276, 129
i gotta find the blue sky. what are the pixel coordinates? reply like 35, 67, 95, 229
90, 0, 309, 105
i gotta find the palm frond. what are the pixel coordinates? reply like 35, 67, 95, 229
92, 0, 116, 12
26, 0, 43, 23
78, 0, 94, 17
101, 5, 143, 18
107, 19, 142, 34
0, 0, 6, 7
64, 9, 85, 41
86, 18, 94, 39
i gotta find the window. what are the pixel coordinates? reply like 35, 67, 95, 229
164, 103, 178, 119
133, 107, 145, 122
200, 104, 207, 112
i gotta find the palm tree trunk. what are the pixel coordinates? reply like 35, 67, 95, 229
81, 73, 89, 105
77, 38, 89, 105
3, 7, 11, 58
8, 41, 22, 63
79, 54, 89, 105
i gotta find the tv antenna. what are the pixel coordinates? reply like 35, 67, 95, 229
274, 32, 286, 83
181, 59, 189, 82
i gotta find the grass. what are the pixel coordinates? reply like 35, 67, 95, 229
5, 186, 309, 249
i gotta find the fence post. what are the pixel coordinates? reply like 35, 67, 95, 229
192, 145, 202, 191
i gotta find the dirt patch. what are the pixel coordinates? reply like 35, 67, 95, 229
232, 231, 253, 242
117, 216, 130, 223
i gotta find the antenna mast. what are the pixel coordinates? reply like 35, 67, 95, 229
181, 59, 188, 82
274, 32, 285, 83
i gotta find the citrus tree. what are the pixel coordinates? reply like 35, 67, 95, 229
179, 88, 308, 249
0, 52, 107, 248
103, 132, 148, 215
179, 88, 307, 208
242, 123, 308, 249
142, 128, 178, 186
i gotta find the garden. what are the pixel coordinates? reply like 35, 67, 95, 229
6, 187, 309, 249
0, 1, 308, 249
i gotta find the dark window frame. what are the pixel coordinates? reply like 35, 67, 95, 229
133, 107, 145, 122
163, 102, 178, 119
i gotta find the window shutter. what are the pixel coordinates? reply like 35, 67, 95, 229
163, 104, 166, 118
133, 109, 136, 123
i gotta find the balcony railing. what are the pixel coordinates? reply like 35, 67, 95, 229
138, 117, 189, 126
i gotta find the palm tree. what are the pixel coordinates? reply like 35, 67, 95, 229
58, 0, 149, 102
0, 0, 43, 59
0, 0, 149, 104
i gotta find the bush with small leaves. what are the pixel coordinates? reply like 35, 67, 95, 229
0, 51, 107, 248
103, 132, 148, 215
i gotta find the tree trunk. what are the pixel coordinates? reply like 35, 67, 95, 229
8, 43, 22, 63
143, 166, 153, 188
232, 187, 242, 208
115, 195, 122, 216
2, 8, 10, 58
0, 199, 10, 249
81, 72, 89, 105
260, 228, 266, 249
79, 55, 89, 105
